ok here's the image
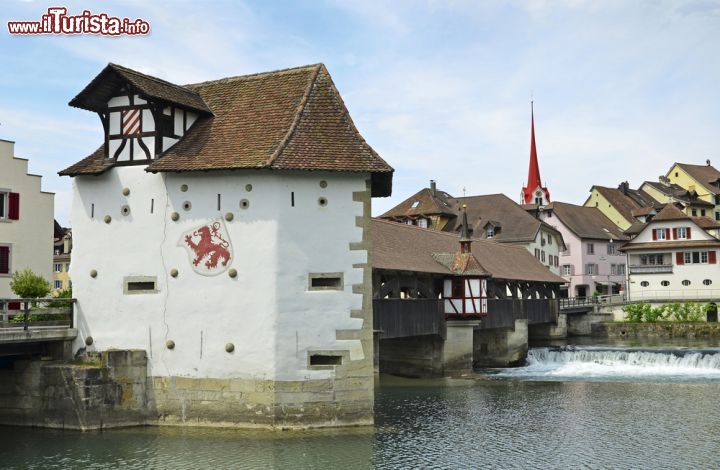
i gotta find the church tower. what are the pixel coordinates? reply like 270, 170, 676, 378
520, 102, 550, 206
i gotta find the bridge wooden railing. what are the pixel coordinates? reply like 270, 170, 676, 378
374, 298, 560, 337
481, 299, 558, 329
373, 299, 445, 339
0, 298, 75, 330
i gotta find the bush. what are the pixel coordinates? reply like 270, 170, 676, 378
664, 302, 707, 322
622, 303, 667, 323
9, 269, 51, 299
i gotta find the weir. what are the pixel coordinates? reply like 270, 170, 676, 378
488, 346, 720, 381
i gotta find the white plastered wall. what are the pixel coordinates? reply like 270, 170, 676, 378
70, 167, 367, 382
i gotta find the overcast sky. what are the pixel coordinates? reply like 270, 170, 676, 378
3, 0, 720, 226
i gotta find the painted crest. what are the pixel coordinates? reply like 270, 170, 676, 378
179, 220, 232, 276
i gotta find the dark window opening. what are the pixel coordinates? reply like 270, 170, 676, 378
310, 355, 342, 366
128, 281, 155, 291
311, 277, 342, 289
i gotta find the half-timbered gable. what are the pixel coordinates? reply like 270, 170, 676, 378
65, 63, 212, 168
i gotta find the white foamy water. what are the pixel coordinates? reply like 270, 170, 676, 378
487, 346, 720, 381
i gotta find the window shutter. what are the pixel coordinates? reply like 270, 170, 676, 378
8, 192, 19, 220
687, 227, 691, 239
676, 252, 684, 265
0, 246, 8, 273
710, 251, 717, 264
665, 228, 671, 240
652, 230, 657, 241
672, 228, 678, 240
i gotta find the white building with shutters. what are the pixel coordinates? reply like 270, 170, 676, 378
0, 139, 54, 306
620, 204, 720, 301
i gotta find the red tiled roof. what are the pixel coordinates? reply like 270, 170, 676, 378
60, 63, 394, 196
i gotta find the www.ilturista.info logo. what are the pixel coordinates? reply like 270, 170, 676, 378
8, 7, 150, 35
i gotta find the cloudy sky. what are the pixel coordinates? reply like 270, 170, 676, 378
2, 0, 720, 226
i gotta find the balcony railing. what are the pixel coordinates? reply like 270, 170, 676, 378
629, 264, 674, 274
0, 298, 75, 330
628, 289, 720, 301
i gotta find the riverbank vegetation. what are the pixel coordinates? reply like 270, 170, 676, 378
622, 302, 709, 323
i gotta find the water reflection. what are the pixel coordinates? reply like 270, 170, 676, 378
2, 349, 720, 469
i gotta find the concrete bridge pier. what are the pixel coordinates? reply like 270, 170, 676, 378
474, 319, 529, 367
529, 313, 568, 340
442, 320, 481, 376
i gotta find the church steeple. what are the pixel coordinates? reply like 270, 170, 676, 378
521, 101, 551, 206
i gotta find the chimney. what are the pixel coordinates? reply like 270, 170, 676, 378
430, 180, 436, 196
707, 159, 711, 166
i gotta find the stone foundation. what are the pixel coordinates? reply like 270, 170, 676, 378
593, 322, 720, 339
474, 320, 528, 367
0, 349, 149, 430
0, 348, 373, 430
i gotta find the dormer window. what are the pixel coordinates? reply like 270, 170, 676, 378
410, 201, 420, 208
486, 226, 495, 238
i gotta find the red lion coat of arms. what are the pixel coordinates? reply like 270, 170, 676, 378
179, 220, 232, 276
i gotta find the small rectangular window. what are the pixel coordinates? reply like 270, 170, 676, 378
124, 276, 158, 294
587, 243, 594, 254
308, 272, 343, 291
54, 280, 62, 290
54, 263, 62, 272
0, 191, 6, 219
309, 354, 342, 366
308, 350, 347, 368
0, 244, 10, 275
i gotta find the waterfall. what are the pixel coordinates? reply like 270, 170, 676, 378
485, 346, 720, 382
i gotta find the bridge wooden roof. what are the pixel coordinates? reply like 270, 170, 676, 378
372, 219, 566, 283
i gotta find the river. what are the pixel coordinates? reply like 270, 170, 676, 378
2, 339, 720, 469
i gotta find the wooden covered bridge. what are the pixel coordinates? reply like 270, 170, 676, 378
371, 218, 567, 376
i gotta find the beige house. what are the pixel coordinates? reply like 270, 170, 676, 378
0, 139, 55, 308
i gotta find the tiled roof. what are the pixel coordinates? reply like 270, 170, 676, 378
371, 219, 566, 283
652, 203, 690, 221
379, 186, 457, 219
69, 63, 212, 114
693, 216, 720, 230
60, 63, 394, 196
588, 185, 658, 223
550, 202, 628, 241
455, 194, 556, 243
650, 203, 720, 229
671, 163, 720, 195
431, 252, 489, 276
642, 181, 714, 207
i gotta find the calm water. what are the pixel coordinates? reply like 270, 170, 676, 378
2, 340, 720, 469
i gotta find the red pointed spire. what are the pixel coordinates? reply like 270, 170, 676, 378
521, 101, 551, 205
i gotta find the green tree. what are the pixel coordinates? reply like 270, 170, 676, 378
9, 269, 51, 299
